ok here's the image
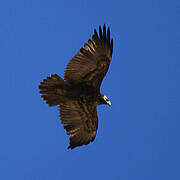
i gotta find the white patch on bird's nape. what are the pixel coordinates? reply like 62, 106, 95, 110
103, 95, 111, 106
103, 95, 108, 101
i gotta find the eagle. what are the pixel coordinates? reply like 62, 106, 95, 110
39, 25, 113, 149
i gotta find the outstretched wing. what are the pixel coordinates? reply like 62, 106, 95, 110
64, 24, 113, 90
59, 100, 98, 149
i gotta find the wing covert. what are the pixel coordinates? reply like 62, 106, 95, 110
64, 24, 113, 89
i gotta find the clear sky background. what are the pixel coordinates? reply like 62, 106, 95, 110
0, 0, 179, 179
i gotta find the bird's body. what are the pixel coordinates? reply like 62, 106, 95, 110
39, 25, 113, 149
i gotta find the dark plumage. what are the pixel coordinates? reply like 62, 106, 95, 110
39, 25, 113, 149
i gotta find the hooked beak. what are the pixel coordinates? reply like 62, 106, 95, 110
107, 100, 111, 106
103, 95, 111, 106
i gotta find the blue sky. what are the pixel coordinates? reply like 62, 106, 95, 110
0, 0, 179, 179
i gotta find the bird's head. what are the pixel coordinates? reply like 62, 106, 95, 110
99, 94, 111, 106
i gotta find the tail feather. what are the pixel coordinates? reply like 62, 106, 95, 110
39, 74, 68, 106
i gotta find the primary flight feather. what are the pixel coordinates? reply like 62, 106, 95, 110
39, 24, 113, 149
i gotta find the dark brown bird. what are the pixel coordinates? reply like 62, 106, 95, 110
39, 25, 113, 149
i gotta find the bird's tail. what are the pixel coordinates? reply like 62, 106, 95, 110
39, 74, 69, 106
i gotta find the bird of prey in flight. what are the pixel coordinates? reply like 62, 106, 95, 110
39, 24, 113, 149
